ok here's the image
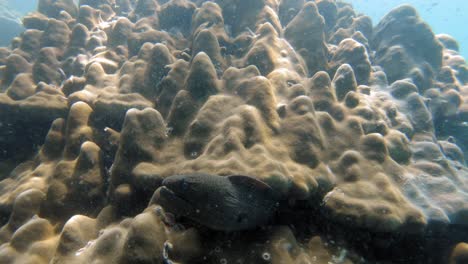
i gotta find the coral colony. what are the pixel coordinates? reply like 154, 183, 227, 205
0, 0, 467, 263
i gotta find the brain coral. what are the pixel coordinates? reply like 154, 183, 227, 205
0, 0, 467, 263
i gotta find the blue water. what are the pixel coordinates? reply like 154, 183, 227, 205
2, 0, 468, 58
4, 0, 33, 15
347, 0, 468, 58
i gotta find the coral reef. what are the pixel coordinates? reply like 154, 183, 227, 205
0, 0, 467, 263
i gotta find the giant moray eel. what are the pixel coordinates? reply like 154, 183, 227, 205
154, 173, 279, 231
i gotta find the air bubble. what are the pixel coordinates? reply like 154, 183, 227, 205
215, 246, 221, 253
171, 223, 185, 232
163, 241, 173, 259
220, 258, 228, 264
154, 206, 163, 216
75, 247, 85, 256
75, 240, 95, 256
332, 249, 348, 263
281, 242, 293, 251
163, 212, 176, 226
262, 252, 271, 261
379, 208, 389, 214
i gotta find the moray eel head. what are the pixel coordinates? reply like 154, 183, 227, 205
154, 173, 278, 231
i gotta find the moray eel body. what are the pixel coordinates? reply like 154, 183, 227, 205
154, 173, 278, 231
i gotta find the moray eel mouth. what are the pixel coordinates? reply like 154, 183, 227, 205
155, 186, 194, 216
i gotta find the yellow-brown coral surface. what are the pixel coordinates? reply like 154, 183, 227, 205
0, 0, 467, 263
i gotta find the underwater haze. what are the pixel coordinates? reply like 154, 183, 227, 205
347, 0, 468, 58
2, 0, 468, 57
0, 0, 468, 264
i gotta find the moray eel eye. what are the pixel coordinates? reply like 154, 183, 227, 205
236, 213, 248, 224
180, 179, 190, 191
